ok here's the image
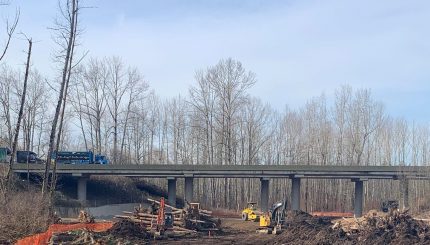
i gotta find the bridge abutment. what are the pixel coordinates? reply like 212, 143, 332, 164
291, 177, 301, 210
167, 177, 177, 207
260, 178, 269, 212
184, 177, 194, 203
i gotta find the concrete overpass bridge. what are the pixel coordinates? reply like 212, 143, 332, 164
13, 164, 430, 217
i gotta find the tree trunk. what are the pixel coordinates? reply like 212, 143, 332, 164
42, 0, 78, 197
6, 38, 32, 186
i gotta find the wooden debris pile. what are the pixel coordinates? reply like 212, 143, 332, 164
332, 209, 430, 244
114, 198, 221, 235
332, 209, 407, 233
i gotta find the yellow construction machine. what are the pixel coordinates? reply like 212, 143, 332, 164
241, 202, 260, 221
257, 200, 287, 234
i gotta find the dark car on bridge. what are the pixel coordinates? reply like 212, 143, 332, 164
16, 150, 43, 164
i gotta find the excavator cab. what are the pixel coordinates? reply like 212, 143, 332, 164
164, 207, 174, 228
242, 202, 260, 221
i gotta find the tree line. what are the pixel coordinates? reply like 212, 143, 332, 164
1, 0, 430, 212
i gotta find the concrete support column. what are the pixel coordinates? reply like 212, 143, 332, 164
291, 177, 301, 210
77, 177, 87, 203
184, 177, 194, 203
167, 177, 177, 207
354, 180, 364, 217
400, 178, 409, 209
260, 178, 269, 212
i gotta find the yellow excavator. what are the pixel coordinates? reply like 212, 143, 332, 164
241, 202, 260, 222
257, 200, 287, 234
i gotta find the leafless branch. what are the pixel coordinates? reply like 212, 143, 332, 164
0, 8, 19, 62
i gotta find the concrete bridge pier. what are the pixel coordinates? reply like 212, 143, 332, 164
353, 179, 365, 217
167, 177, 177, 207
184, 177, 194, 203
291, 177, 301, 210
400, 178, 409, 209
260, 178, 269, 212
77, 177, 88, 203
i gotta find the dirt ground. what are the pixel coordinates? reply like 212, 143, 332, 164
154, 214, 341, 245
155, 211, 430, 245
49, 210, 430, 244
151, 210, 430, 245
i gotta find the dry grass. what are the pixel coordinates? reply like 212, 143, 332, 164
0, 189, 51, 243
0, 166, 51, 243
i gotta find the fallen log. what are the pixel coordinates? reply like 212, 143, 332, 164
198, 228, 219, 231
114, 215, 133, 219
188, 219, 207, 224
115, 216, 184, 227
135, 213, 157, 218
172, 226, 197, 233
147, 198, 181, 211
132, 216, 183, 222
134, 208, 182, 216
199, 209, 213, 215
114, 216, 140, 222
200, 213, 214, 218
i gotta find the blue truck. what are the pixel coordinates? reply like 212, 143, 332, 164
52, 151, 109, 164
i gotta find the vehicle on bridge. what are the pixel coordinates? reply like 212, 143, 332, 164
52, 151, 109, 164
0, 147, 11, 162
0, 148, 43, 164
17, 150, 43, 164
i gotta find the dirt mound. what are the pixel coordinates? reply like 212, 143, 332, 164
270, 210, 350, 245
107, 219, 149, 239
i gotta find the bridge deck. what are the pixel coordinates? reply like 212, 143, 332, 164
11, 164, 430, 179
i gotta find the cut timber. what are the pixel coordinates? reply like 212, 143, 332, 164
148, 198, 181, 211
135, 213, 157, 218
116, 200, 220, 234
188, 219, 207, 223
198, 228, 219, 231
199, 210, 213, 215
172, 226, 197, 233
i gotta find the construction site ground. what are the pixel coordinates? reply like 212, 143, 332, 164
33, 209, 430, 245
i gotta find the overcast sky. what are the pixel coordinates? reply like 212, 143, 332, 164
3, 0, 430, 122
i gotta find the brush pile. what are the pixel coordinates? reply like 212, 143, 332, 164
332, 209, 430, 244
114, 198, 221, 235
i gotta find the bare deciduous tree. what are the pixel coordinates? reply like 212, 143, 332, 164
42, 0, 80, 197
6, 38, 32, 186
0, 6, 19, 62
